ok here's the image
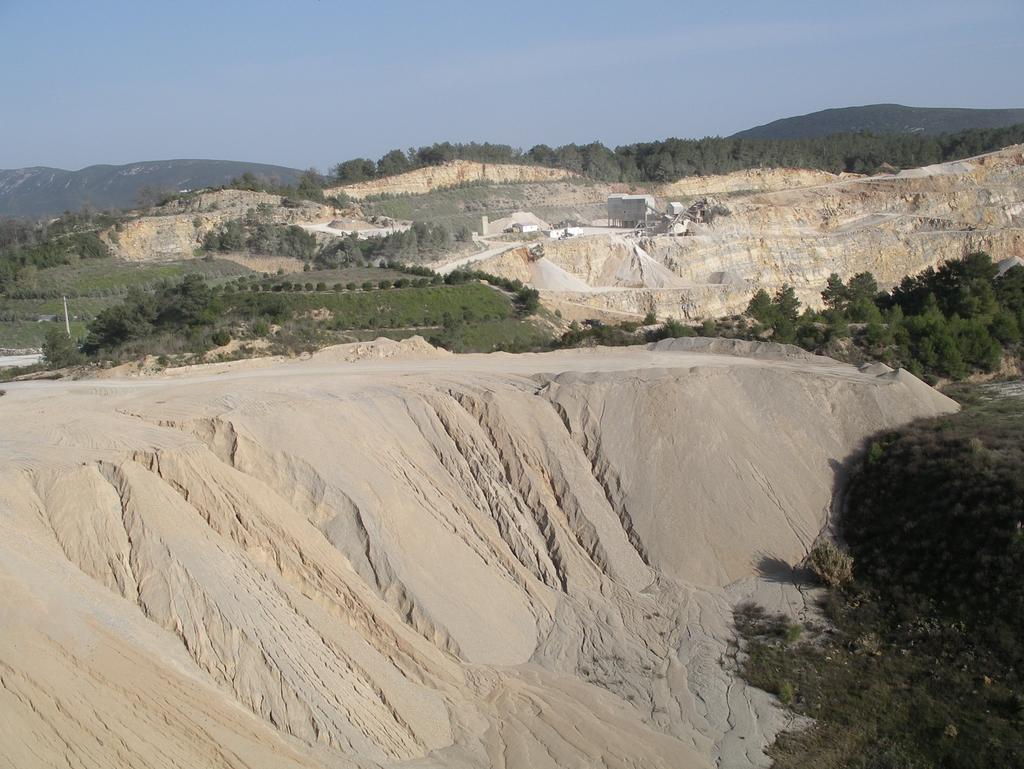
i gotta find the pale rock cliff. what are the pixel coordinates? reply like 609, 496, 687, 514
103, 189, 343, 261
324, 160, 577, 199
659, 167, 852, 197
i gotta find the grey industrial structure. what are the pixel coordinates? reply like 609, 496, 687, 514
607, 194, 718, 235
606, 194, 657, 228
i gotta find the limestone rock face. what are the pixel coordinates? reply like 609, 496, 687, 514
473, 145, 1024, 318
660, 166, 851, 197
103, 189, 341, 261
324, 160, 577, 199
0, 344, 955, 769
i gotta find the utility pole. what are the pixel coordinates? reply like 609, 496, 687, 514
62, 295, 71, 338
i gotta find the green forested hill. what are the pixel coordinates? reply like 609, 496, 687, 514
0, 159, 304, 217
733, 103, 1024, 139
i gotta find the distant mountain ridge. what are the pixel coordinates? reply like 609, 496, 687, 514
732, 104, 1024, 140
6, 105, 1024, 217
0, 159, 304, 218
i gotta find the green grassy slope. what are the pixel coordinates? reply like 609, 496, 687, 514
0, 258, 250, 347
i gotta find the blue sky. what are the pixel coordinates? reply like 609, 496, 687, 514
1, 0, 1021, 170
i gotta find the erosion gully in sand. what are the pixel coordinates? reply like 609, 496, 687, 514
0, 338, 955, 769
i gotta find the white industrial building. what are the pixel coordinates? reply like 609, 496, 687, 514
509, 222, 539, 234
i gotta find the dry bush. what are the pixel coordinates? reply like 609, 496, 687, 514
807, 541, 853, 588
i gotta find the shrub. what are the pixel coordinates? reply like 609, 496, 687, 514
866, 440, 885, 465
776, 680, 795, 705
42, 326, 81, 368
211, 329, 231, 347
659, 317, 693, 339
806, 541, 854, 588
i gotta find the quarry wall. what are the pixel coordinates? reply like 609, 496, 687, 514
324, 160, 577, 199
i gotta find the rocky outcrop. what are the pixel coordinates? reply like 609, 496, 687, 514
102, 189, 343, 261
324, 160, 577, 199
0, 346, 955, 769
659, 167, 852, 197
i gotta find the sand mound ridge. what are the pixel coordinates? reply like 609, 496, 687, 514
0, 345, 956, 768
312, 335, 450, 363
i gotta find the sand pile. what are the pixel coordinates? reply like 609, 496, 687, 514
478, 236, 689, 292
611, 243, 687, 288
487, 210, 552, 233
530, 257, 594, 291
0, 345, 956, 769
311, 335, 450, 363
650, 335, 819, 360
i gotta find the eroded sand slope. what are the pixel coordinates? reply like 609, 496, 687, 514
0, 341, 955, 768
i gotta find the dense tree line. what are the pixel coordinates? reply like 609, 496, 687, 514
549, 253, 1024, 381
83, 274, 222, 353
202, 215, 318, 261
0, 227, 110, 293
202, 214, 472, 268
317, 222, 471, 267
745, 252, 1023, 381
213, 171, 349, 207
329, 124, 1024, 185
332, 142, 528, 183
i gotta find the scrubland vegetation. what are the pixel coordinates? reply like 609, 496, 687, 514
738, 383, 1024, 768
208, 170, 349, 208
202, 211, 473, 267
0, 212, 114, 293
20, 259, 542, 367
744, 252, 1022, 381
